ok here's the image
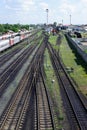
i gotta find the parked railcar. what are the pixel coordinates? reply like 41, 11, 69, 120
0, 36, 2, 40
20, 33, 25, 41
0, 30, 33, 52
0, 39, 10, 52
14, 36, 20, 44
9, 38, 14, 46
12, 33, 18, 37
2, 34, 11, 40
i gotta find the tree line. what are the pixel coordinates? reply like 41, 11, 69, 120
0, 23, 36, 34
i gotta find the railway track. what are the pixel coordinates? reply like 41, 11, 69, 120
36, 72, 54, 130
0, 58, 35, 130
0, 35, 54, 130
0, 34, 55, 130
0, 46, 24, 67
0, 43, 39, 97
0, 39, 43, 130
34, 35, 55, 130
35, 46, 55, 130
47, 42, 87, 130
0, 30, 41, 67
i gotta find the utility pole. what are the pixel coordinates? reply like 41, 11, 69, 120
46, 9, 49, 25
62, 19, 63, 25
70, 14, 71, 25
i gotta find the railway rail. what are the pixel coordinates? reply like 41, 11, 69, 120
0, 43, 39, 97
34, 45, 55, 130
34, 35, 55, 130
0, 35, 55, 130
0, 46, 24, 67
36, 73, 54, 130
47, 42, 87, 130
0, 40, 43, 130
0, 31, 42, 67
0, 58, 35, 130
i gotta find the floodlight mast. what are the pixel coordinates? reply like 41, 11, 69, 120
46, 9, 49, 25
70, 14, 71, 25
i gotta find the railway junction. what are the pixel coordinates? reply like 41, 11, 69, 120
0, 29, 87, 130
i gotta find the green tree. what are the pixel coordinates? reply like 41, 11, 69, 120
0, 24, 5, 34
53, 22, 57, 27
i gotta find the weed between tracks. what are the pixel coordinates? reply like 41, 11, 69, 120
49, 32, 87, 97
37, 30, 42, 37
44, 48, 69, 129
59, 33, 87, 96
49, 35, 59, 51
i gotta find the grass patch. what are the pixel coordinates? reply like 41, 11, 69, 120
84, 49, 87, 53
37, 30, 42, 37
49, 32, 63, 51
49, 34, 59, 51
60, 33, 87, 96
44, 49, 64, 129
81, 32, 87, 38
49, 35, 58, 45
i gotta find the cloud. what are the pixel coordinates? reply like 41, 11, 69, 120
39, 2, 49, 10
2, 0, 87, 24
4, 0, 36, 12
2, 0, 36, 24
59, 0, 87, 24
5, 5, 21, 11
59, 1, 76, 15
4, 0, 12, 3
18, 0, 35, 9
18, 0, 35, 10
81, 0, 87, 3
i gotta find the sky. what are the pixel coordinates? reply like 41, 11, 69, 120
0, 0, 87, 25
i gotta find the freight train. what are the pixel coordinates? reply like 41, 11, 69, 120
0, 31, 32, 52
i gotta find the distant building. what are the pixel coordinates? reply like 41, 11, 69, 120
45, 26, 53, 34
83, 25, 87, 31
